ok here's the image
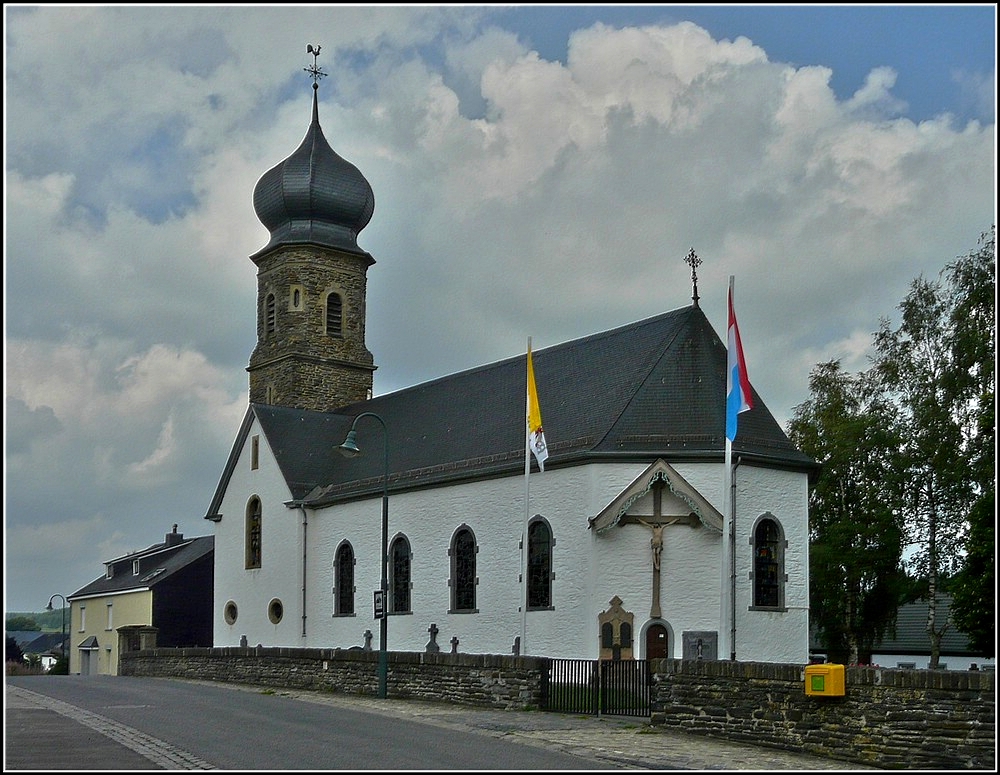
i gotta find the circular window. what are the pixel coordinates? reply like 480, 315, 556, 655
268, 598, 284, 624
224, 601, 238, 625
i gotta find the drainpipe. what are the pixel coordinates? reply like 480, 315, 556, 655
300, 506, 308, 639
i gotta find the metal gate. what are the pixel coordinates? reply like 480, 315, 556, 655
541, 658, 650, 716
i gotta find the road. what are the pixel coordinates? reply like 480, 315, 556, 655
5, 675, 875, 770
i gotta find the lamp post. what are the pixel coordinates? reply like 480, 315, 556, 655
46, 594, 67, 668
338, 411, 389, 699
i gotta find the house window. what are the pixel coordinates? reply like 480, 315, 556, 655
326, 292, 343, 337
450, 526, 477, 612
389, 535, 411, 613
334, 542, 355, 616
527, 517, 553, 609
224, 601, 238, 625
251, 435, 259, 470
265, 293, 276, 334
245, 497, 262, 569
79, 606, 86, 631
106, 603, 113, 631
751, 515, 785, 609
106, 565, 113, 579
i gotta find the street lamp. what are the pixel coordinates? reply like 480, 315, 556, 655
338, 411, 389, 699
46, 594, 67, 668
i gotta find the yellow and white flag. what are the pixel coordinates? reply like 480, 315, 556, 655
527, 344, 548, 471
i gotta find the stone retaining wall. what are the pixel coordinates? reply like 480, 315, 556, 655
650, 658, 995, 770
120, 649, 995, 769
120, 647, 545, 710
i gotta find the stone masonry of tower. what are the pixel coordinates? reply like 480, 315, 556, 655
247, 244, 375, 411
245, 52, 377, 412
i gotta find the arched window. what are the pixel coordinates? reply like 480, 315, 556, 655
245, 497, 262, 569
265, 294, 276, 335
752, 516, 785, 608
334, 542, 355, 616
326, 292, 343, 337
450, 526, 477, 612
389, 535, 411, 613
526, 517, 553, 609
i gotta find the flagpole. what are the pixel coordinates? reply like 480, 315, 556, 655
721, 436, 733, 660
719, 275, 735, 661
520, 336, 531, 656
721, 274, 751, 662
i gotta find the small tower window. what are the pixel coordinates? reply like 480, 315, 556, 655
290, 285, 304, 311
326, 292, 343, 337
265, 294, 276, 334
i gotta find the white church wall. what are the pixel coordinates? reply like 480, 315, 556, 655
731, 464, 810, 663
212, 433, 811, 664
212, 417, 302, 648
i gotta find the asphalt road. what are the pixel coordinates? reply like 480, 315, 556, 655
6, 675, 876, 770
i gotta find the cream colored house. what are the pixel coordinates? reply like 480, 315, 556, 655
68, 526, 213, 675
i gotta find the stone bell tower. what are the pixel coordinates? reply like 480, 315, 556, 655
247, 46, 376, 411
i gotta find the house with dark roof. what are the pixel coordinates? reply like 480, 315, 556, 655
870, 595, 995, 671
205, 57, 817, 663
67, 525, 213, 675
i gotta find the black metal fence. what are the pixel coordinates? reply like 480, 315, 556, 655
541, 658, 651, 716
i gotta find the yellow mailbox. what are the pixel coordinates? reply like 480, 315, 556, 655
805, 663, 845, 696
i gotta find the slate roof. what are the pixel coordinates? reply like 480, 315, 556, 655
6, 630, 45, 649
207, 304, 816, 515
68, 535, 214, 600
21, 632, 66, 655
873, 596, 979, 656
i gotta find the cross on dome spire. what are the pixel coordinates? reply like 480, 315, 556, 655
684, 248, 702, 308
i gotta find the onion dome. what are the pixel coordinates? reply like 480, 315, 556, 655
251, 89, 375, 260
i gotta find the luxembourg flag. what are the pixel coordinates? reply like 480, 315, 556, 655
725, 277, 753, 442
527, 343, 549, 471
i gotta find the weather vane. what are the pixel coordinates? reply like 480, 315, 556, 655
684, 248, 702, 308
304, 44, 326, 90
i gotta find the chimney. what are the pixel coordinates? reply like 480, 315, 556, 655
165, 524, 183, 547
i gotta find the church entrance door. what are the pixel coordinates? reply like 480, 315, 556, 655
645, 623, 668, 659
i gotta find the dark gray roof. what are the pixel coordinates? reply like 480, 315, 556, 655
207, 304, 815, 516
68, 535, 213, 600
21, 632, 66, 655
6, 630, 44, 648
873, 596, 979, 657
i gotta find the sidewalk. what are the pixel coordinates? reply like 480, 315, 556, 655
6, 680, 876, 770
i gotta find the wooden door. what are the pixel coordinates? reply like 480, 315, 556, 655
645, 623, 668, 659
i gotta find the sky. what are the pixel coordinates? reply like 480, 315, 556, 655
4, 4, 996, 614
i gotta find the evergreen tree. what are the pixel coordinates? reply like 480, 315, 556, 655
789, 360, 908, 664
6, 636, 25, 665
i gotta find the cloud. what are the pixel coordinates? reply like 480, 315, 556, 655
3, 7, 994, 611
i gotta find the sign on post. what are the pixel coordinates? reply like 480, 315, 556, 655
373, 590, 385, 619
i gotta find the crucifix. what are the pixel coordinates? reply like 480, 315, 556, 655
684, 248, 702, 308
637, 479, 679, 619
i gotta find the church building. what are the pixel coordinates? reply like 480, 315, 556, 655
205, 55, 816, 663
